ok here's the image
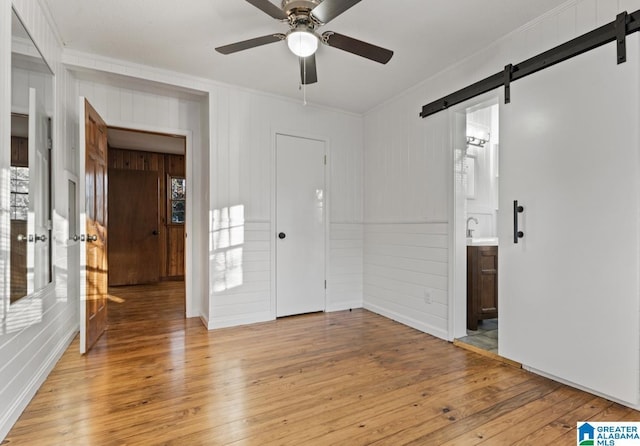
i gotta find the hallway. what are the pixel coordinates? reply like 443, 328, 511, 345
5, 283, 640, 444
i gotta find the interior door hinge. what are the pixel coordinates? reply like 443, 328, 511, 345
324, 155, 327, 165
47, 138, 52, 150
324, 280, 327, 289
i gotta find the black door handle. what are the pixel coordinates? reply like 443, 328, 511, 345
278, 232, 286, 239
152, 230, 159, 235
513, 200, 524, 243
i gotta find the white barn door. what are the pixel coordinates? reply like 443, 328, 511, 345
499, 35, 640, 404
276, 134, 326, 317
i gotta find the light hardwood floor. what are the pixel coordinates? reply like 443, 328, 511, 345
5, 282, 639, 445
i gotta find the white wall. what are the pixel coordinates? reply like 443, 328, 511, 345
0, 0, 78, 441
362, 0, 640, 340
208, 87, 363, 327
363, 105, 450, 338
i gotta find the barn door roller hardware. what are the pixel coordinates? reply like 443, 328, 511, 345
617, 11, 628, 64
504, 64, 513, 104
419, 9, 640, 119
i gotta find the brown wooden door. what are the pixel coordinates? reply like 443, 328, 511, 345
83, 99, 108, 354
108, 169, 160, 285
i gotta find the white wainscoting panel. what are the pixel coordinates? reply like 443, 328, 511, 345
209, 220, 272, 328
363, 223, 448, 340
327, 223, 363, 311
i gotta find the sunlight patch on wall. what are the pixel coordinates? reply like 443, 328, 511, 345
1, 295, 43, 335
212, 205, 245, 293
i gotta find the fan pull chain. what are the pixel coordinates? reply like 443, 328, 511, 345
302, 57, 307, 106
303, 83, 307, 106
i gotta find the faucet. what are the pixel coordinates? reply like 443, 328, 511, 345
466, 217, 478, 238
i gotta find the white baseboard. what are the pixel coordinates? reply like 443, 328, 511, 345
524, 365, 640, 411
199, 312, 209, 328
326, 301, 363, 312
364, 302, 449, 341
0, 327, 78, 442
208, 311, 274, 330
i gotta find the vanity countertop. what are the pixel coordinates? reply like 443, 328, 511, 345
467, 237, 499, 246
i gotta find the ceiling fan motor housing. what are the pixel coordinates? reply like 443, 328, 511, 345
282, 0, 322, 26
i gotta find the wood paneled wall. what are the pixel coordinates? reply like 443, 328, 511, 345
11, 136, 28, 167
108, 146, 185, 280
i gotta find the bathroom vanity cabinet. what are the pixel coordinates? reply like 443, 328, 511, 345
467, 245, 498, 330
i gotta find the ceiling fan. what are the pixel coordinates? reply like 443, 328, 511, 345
215, 0, 394, 85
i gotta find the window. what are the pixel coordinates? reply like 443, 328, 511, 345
10, 166, 29, 221
169, 177, 185, 224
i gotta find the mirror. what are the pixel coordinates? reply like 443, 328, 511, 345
10, 9, 54, 304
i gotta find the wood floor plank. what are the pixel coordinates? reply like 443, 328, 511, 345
439, 384, 588, 445
4, 281, 639, 445
510, 396, 614, 445
378, 378, 560, 445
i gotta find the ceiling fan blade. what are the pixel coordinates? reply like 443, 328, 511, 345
215, 33, 286, 55
311, 0, 362, 24
322, 31, 393, 64
245, 0, 288, 20
299, 54, 318, 85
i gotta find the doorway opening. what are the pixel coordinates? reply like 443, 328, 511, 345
106, 127, 187, 324
451, 99, 501, 357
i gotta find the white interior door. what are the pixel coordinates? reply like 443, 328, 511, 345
276, 134, 326, 317
499, 36, 640, 404
451, 109, 468, 340
27, 87, 49, 293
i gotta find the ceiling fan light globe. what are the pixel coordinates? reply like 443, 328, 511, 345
287, 30, 318, 57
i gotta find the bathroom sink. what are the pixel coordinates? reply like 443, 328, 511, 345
467, 237, 499, 246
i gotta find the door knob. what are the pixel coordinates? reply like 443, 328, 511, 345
152, 230, 159, 235
17, 234, 28, 242
278, 232, 286, 239
35, 234, 47, 242
87, 234, 98, 242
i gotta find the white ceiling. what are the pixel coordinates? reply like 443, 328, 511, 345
107, 128, 186, 154
43, 0, 570, 114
